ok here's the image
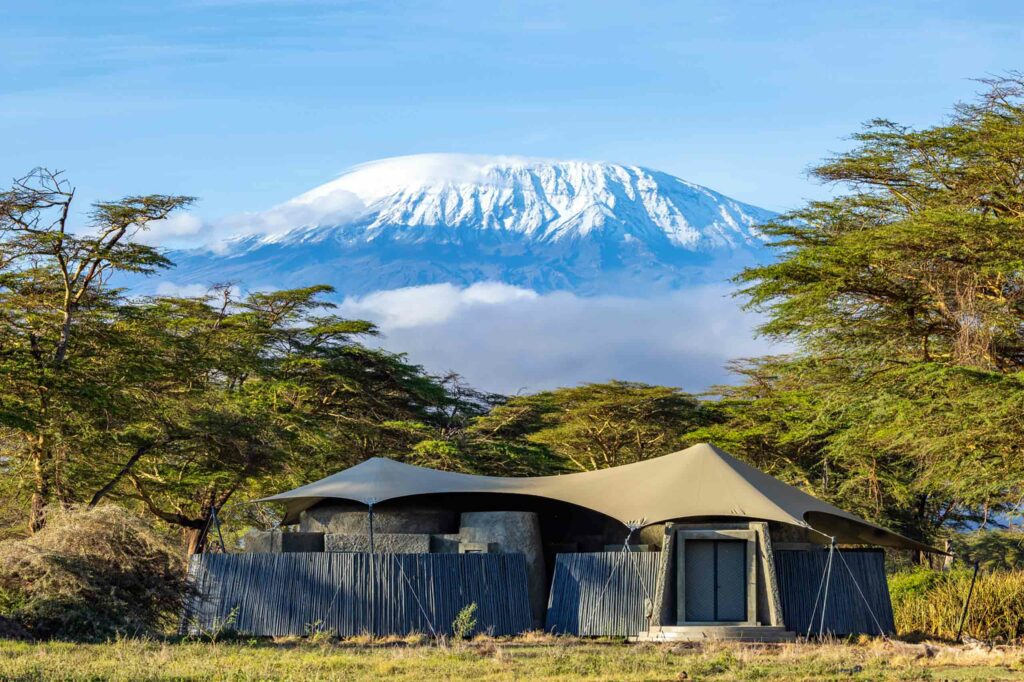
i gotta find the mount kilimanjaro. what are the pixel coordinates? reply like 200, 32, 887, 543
161, 154, 777, 296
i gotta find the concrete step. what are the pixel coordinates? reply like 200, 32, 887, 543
632, 625, 797, 642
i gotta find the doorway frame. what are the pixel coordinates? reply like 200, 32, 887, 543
675, 528, 757, 626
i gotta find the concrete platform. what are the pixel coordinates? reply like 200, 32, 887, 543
631, 625, 797, 642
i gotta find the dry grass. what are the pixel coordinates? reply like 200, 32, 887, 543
0, 505, 188, 641
891, 568, 1024, 642
2, 636, 1024, 681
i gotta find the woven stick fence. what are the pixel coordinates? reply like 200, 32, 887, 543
183, 552, 533, 637
545, 552, 660, 637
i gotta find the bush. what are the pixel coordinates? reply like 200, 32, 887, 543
950, 530, 1024, 572
890, 567, 1024, 642
0, 505, 189, 641
451, 603, 478, 640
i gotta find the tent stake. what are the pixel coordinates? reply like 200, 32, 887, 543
956, 561, 980, 643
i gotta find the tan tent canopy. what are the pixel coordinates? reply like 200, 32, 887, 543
258, 443, 939, 553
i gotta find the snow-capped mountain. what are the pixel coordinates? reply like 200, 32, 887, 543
162, 154, 777, 296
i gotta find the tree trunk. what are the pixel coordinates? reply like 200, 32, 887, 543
915, 493, 930, 566
28, 434, 49, 534
183, 518, 211, 557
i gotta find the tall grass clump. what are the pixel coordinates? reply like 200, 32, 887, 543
890, 567, 1024, 642
0, 505, 189, 641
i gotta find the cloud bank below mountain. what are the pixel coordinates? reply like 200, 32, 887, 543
335, 282, 780, 394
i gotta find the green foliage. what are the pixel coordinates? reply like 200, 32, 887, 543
399, 374, 559, 477
186, 606, 242, 644
739, 78, 1024, 369
689, 649, 737, 676
451, 602, 478, 640
113, 284, 449, 553
0, 505, 188, 640
950, 530, 1024, 572
303, 620, 337, 644
890, 567, 1024, 641
0, 168, 193, 533
888, 567, 946, 600
703, 76, 1024, 544
468, 381, 710, 472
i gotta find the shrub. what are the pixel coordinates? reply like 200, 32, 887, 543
452, 603, 478, 640
950, 530, 1024, 572
890, 567, 1024, 642
0, 505, 189, 641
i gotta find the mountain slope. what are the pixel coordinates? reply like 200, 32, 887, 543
163, 154, 777, 296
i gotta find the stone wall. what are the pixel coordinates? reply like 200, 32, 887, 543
324, 533, 430, 553
429, 534, 462, 553
299, 502, 457, 535
242, 530, 324, 553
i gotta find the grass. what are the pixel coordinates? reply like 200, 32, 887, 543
890, 568, 1024, 642
2, 635, 1024, 681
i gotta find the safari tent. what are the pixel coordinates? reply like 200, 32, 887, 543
185, 443, 938, 641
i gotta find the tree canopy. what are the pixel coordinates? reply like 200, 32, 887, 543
702, 76, 1024, 546
465, 381, 710, 472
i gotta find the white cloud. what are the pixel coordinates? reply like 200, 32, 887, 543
340, 282, 782, 394
340, 282, 538, 329
140, 212, 205, 245
154, 281, 211, 297
306, 154, 546, 204
222, 189, 364, 241
140, 188, 365, 252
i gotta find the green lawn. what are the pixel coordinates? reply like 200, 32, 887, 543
1, 636, 1023, 681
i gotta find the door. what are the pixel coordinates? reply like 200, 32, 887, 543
683, 539, 747, 622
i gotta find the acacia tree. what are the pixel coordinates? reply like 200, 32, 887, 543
462, 381, 710, 473
84, 286, 454, 554
709, 76, 1024, 545
0, 169, 192, 532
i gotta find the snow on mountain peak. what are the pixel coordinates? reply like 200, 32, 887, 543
266, 154, 774, 249
159, 154, 777, 297
298, 154, 541, 203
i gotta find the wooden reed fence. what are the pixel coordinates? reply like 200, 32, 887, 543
774, 548, 895, 636
183, 552, 533, 637
545, 552, 661, 637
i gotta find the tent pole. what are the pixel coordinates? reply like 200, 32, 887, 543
211, 504, 226, 553
818, 538, 835, 638
367, 498, 376, 554
622, 519, 653, 626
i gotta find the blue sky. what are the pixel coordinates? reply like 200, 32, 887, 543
4, 1, 1024, 220
4, 1, 1024, 392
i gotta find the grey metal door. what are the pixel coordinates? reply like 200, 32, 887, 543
684, 539, 747, 622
